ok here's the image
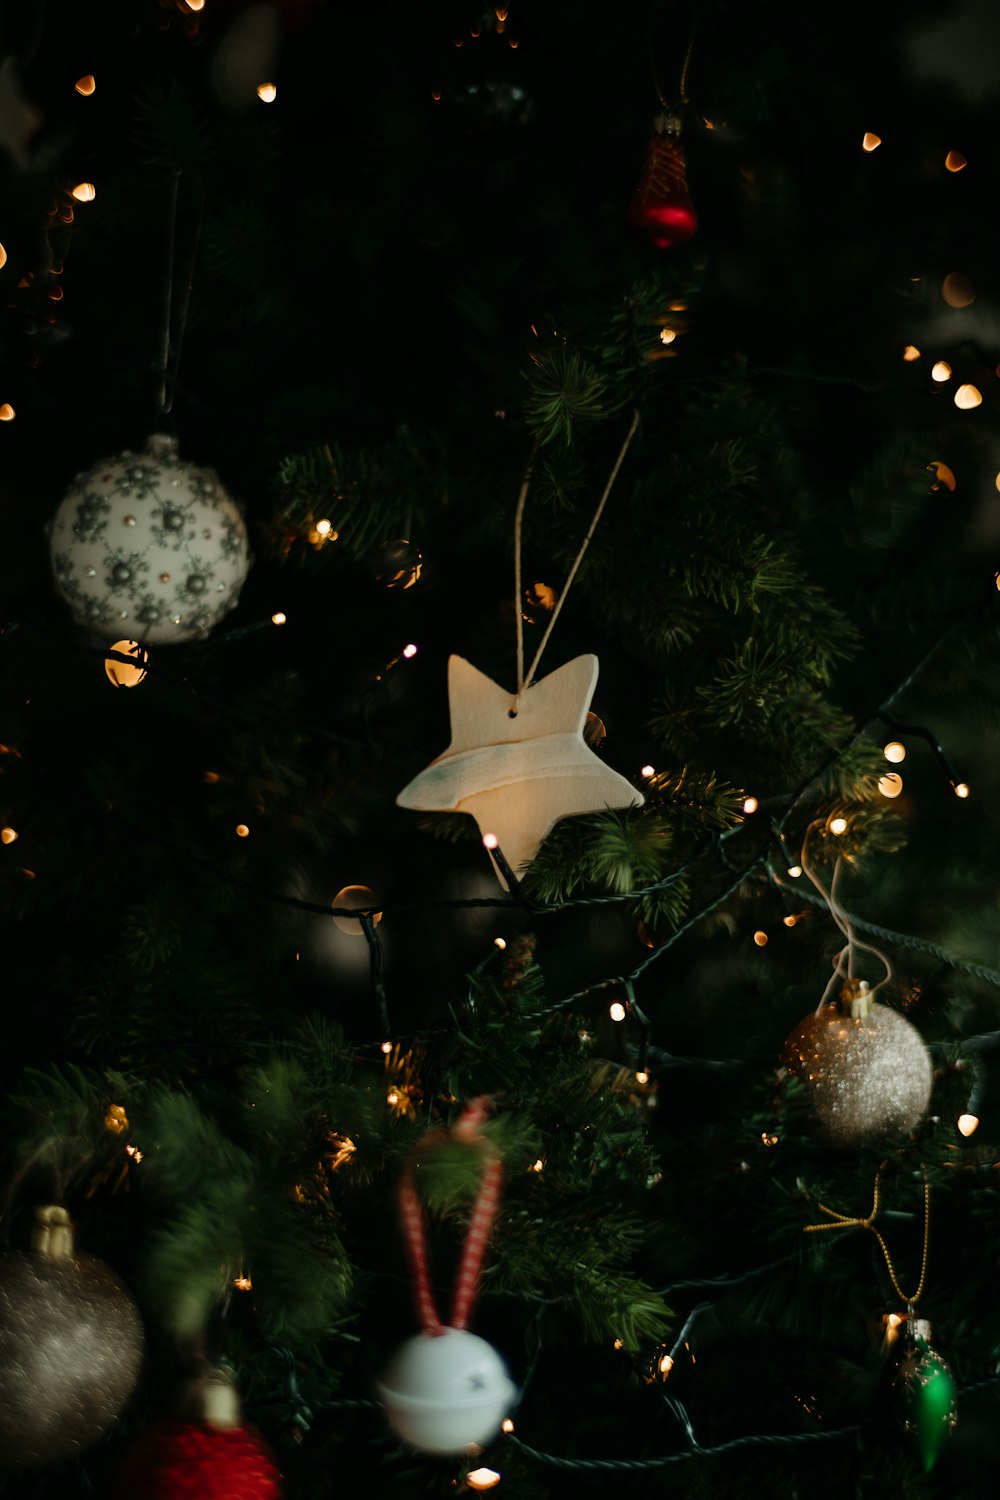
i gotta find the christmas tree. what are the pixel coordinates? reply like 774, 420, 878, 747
3, 1, 1000, 1496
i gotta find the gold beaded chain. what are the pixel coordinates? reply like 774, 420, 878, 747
803, 1162, 931, 1306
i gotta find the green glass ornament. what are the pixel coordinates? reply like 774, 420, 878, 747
892, 1317, 958, 1473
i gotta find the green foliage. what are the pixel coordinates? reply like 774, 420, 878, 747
523, 345, 614, 447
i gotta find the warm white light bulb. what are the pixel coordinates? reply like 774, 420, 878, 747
931, 361, 952, 382
787, 864, 802, 878
954, 384, 982, 409
878, 773, 903, 799
829, 816, 848, 836
257, 82, 277, 103
482, 832, 499, 850
902, 345, 921, 362
641, 764, 655, 778
958, 1113, 980, 1137
883, 741, 906, 763
862, 132, 881, 152
742, 795, 759, 814
466, 1467, 502, 1491
953, 781, 970, 798
609, 1001, 626, 1022
753, 930, 768, 947
271, 611, 286, 625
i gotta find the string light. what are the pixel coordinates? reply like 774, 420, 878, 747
494, 937, 507, 949
861, 132, 881, 152
271, 611, 286, 625
952, 781, 970, 799
878, 773, 903, 799
782, 915, 797, 927
641, 764, 655, 778
957, 1113, 979, 1137
483, 833, 499, 850
742, 795, 759, 815
902, 345, 921, 361
659, 329, 676, 345
332, 885, 382, 935
928, 461, 956, 492
125, 1143, 143, 1162
945, 150, 967, 172
70, 182, 96, 202
887, 1312, 903, 1329
753, 930, 768, 947
883, 741, 906, 763
233, 1273, 253, 1291
828, 816, 848, 836
380, 1041, 392, 1054
104, 639, 149, 688
609, 1001, 626, 1021
1, 828, 18, 844
257, 83, 277, 103
954, 384, 982, 409
635, 1070, 649, 1085
235, 824, 250, 838
530, 1159, 544, 1173
0, 244, 6, 269
787, 864, 802, 878
942, 272, 975, 307
501, 1418, 515, 1434
402, 643, 418, 658
466, 1470, 501, 1491
931, 361, 952, 382
74, 75, 96, 96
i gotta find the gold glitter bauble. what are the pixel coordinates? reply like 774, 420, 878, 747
0, 1244, 143, 1469
782, 998, 933, 1147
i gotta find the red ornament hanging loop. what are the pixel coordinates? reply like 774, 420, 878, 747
627, 113, 698, 250
398, 1096, 503, 1337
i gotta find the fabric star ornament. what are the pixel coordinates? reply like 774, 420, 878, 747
396, 654, 643, 879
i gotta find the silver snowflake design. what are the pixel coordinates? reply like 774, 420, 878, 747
218, 517, 245, 560
115, 463, 160, 500
103, 549, 149, 595
134, 592, 167, 628
182, 466, 219, 502
71, 492, 111, 543
180, 566, 216, 600
150, 501, 195, 550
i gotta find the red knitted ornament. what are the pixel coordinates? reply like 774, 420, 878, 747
112, 1420, 282, 1500
627, 115, 698, 249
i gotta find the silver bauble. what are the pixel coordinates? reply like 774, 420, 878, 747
48, 432, 251, 645
782, 981, 933, 1147
0, 1215, 144, 1470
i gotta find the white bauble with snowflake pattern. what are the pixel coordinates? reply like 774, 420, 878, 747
48, 433, 251, 645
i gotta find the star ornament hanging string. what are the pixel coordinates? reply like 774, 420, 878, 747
396, 413, 644, 885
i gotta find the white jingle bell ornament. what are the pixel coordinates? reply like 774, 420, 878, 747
782, 978, 933, 1147
377, 1097, 517, 1454
376, 1326, 516, 1454
48, 432, 251, 645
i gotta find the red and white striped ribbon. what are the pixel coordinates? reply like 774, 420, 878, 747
398, 1096, 502, 1336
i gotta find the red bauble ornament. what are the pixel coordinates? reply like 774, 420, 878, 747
627, 114, 698, 249
112, 1421, 283, 1500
